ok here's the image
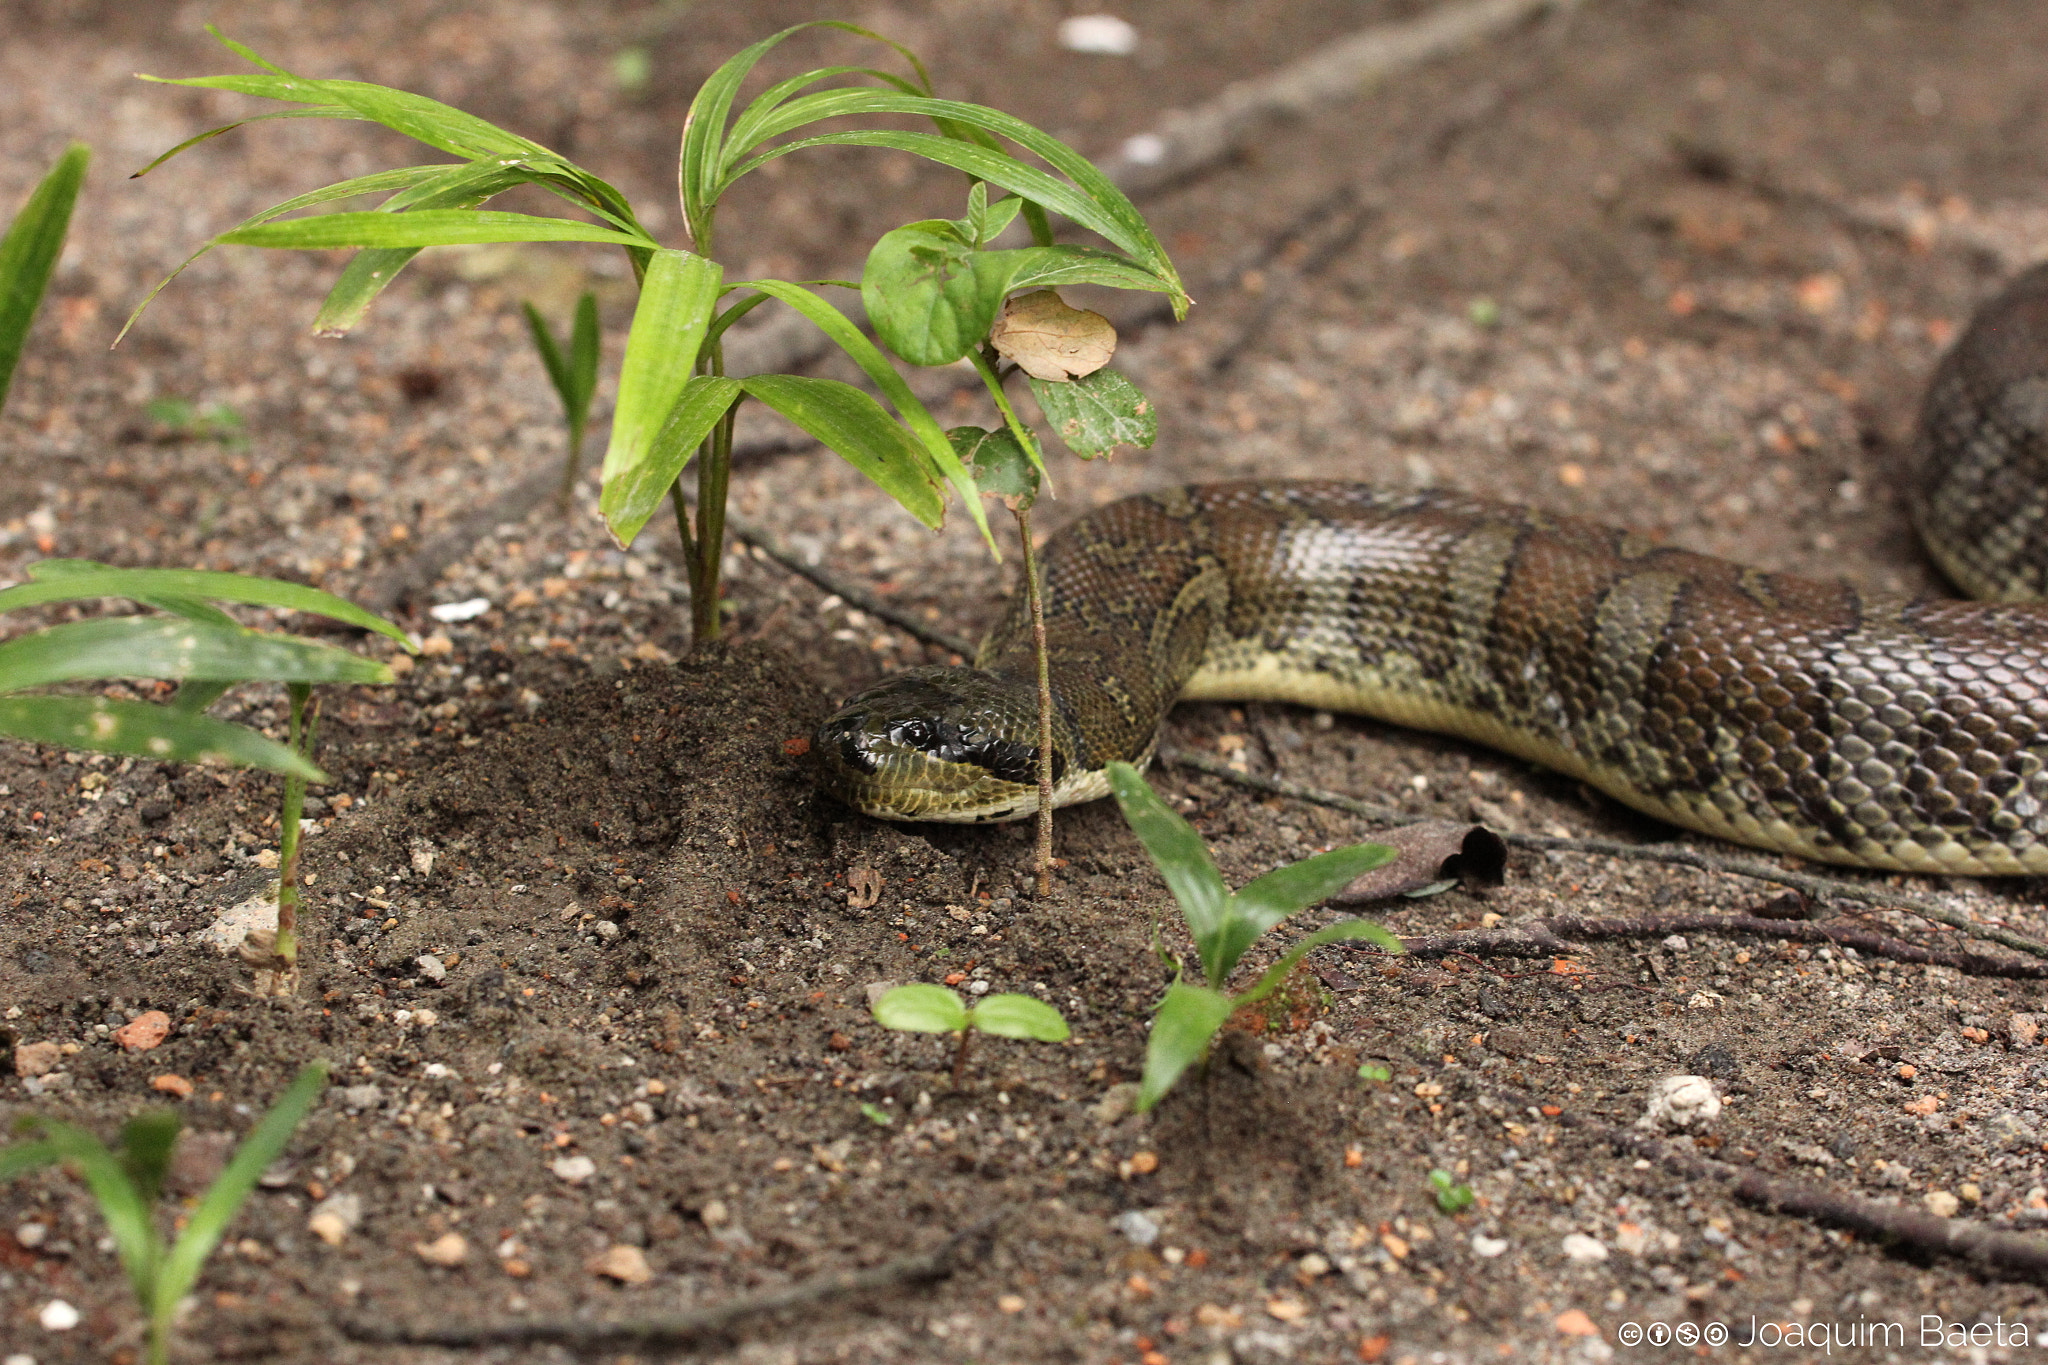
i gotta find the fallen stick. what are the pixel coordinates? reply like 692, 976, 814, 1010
340, 1214, 999, 1348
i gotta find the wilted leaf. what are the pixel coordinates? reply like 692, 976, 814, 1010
990, 289, 1115, 381
1327, 823, 1507, 904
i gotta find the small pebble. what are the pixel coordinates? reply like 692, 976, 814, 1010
1113, 1210, 1160, 1246
1057, 14, 1138, 55
151, 1074, 194, 1099
997, 1293, 1026, 1313
338, 1085, 383, 1111
1471, 1233, 1508, 1258
415, 954, 447, 983
16, 1222, 48, 1248
428, 597, 491, 623
1924, 1190, 1961, 1218
1091, 1083, 1139, 1125
552, 1155, 597, 1185
113, 1011, 172, 1052
37, 1300, 78, 1331
1661, 935, 1689, 952
700, 1199, 730, 1227
1638, 1075, 1721, 1130
1296, 1252, 1330, 1279
13, 1041, 59, 1077
589, 1244, 653, 1284
307, 1193, 364, 1246
1561, 1233, 1608, 1262
414, 1232, 469, 1267
7, 1352, 36, 1365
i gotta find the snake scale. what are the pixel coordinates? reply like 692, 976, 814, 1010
817, 264, 2048, 876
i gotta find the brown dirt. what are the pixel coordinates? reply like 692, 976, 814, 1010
7, 1, 2048, 1361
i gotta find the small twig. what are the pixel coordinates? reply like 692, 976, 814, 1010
340, 1214, 1001, 1349
721, 508, 973, 658
1385, 912, 2048, 979
1475, 1077, 2048, 1284
1158, 745, 2048, 961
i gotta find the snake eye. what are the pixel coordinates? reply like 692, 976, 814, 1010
890, 719, 934, 750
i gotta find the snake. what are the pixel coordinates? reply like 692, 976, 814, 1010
815, 264, 2048, 876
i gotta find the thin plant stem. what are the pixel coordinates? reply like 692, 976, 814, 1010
952, 1028, 973, 1088
685, 341, 734, 646
273, 682, 316, 972
1016, 506, 1055, 898
554, 414, 586, 513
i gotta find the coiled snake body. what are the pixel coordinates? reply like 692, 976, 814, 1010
817, 265, 2048, 875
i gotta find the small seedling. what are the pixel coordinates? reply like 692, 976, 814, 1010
1, 145, 413, 991
1106, 761, 1403, 1112
1357, 1062, 1393, 1083
0, 1062, 328, 1365
858, 1101, 895, 1126
144, 396, 246, 445
1429, 1168, 1476, 1215
522, 290, 600, 509
871, 982, 1069, 1086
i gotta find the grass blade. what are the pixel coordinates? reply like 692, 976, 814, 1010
218, 209, 650, 251
24, 1119, 160, 1303
0, 618, 392, 693
0, 696, 324, 777
600, 249, 723, 532
118, 1110, 183, 1206
1105, 762, 1232, 980
740, 374, 945, 528
154, 1063, 328, 1323
0, 142, 88, 413
1237, 919, 1403, 1008
736, 280, 992, 547
600, 374, 741, 546
0, 1137, 61, 1182
1234, 842, 1399, 932
1135, 981, 1233, 1113
0, 566, 410, 642
126, 105, 362, 179
523, 301, 572, 400
569, 291, 600, 414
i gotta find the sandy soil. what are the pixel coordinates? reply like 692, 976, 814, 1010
6, 1, 2048, 1361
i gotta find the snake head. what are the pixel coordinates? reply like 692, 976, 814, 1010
815, 666, 1069, 822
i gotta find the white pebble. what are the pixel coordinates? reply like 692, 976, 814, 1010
307, 1192, 364, 1247
1561, 1233, 1609, 1262
415, 954, 447, 983
552, 1155, 598, 1184
428, 597, 492, 623
15, 1222, 47, 1248
1638, 1074, 1722, 1131
1471, 1234, 1508, 1258
8, 1351, 38, 1365
1057, 14, 1138, 55
1120, 132, 1167, 166
1661, 935, 1689, 951
1924, 1190, 1961, 1218
1113, 1210, 1160, 1246
37, 1301, 78, 1332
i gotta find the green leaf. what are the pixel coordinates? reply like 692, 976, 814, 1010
966, 993, 1069, 1042
126, 105, 364, 179
147, 69, 547, 162
741, 375, 944, 528
1237, 918, 1402, 1007
155, 1063, 328, 1326
1029, 368, 1158, 459
600, 374, 741, 546
0, 565, 409, 644
24, 1117, 160, 1305
0, 142, 88, 414
859, 1101, 894, 1126
1005, 244, 1179, 295
1234, 843, 1399, 936
960, 184, 1024, 247
1358, 1062, 1393, 1083
169, 678, 236, 715
568, 290, 601, 416
679, 22, 933, 248
0, 696, 323, 778
217, 208, 651, 251
119, 163, 450, 345
524, 300, 571, 403
118, 1110, 183, 1206
1430, 1169, 1476, 1215
0, 618, 392, 693
862, 221, 1016, 367
1106, 762, 1232, 984
0, 1137, 61, 1182
871, 983, 969, 1034
950, 426, 1037, 508
601, 248, 721, 501
1135, 981, 1233, 1113
736, 281, 991, 547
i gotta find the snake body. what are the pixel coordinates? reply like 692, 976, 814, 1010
817, 265, 2048, 875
